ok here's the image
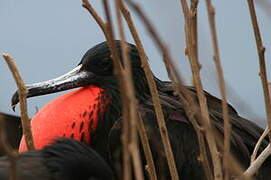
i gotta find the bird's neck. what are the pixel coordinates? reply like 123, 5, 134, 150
89, 88, 122, 159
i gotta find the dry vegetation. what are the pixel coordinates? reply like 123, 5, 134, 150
1, 0, 271, 179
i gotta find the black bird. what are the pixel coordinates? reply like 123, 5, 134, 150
11, 41, 270, 179
0, 138, 114, 180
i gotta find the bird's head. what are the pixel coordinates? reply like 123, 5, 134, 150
11, 40, 147, 108
11, 41, 150, 152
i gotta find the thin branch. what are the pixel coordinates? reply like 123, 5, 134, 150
187, 2, 213, 179
244, 144, 271, 177
179, 0, 224, 179
244, 0, 271, 176
2, 54, 35, 150
247, 0, 271, 140
82, 0, 145, 179
126, 0, 246, 179
190, 0, 199, 61
115, 3, 132, 179
82, 0, 106, 35
251, 127, 269, 163
115, 1, 158, 179
204, 0, 231, 179
102, 1, 144, 179
136, 112, 157, 180
126, 0, 215, 179
119, 2, 180, 179
187, 2, 215, 179
117, 20, 132, 180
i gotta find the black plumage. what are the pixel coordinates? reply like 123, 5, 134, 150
11, 41, 271, 179
0, 138, 114, 180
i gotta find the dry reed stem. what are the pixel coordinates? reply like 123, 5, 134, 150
251, 127, 269, 162
126, 0, 214, 179
246, 0, 271, 140
82, 0, 145, 179
187, 11, 223, 180
115, 1, 158, 179
2, 54, 35, 150
244, 144, 271, 177
179, 0, 223, 179
82, 0, 106, 34
204, 0, 231, 179
91, 0, 133, 178
184, 1, 212, 179
0, 115, 18, 180
102, 1, 144, 179
119, 2, 180, 179
190, 0, 199, 61
245, 0, 271, 176
126, 0, 245, 178
136, 112, 158, 180
115, 2, 132, 179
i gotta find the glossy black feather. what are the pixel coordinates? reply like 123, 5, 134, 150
0, 138, 114, 180
107, 76, 271, 179
85, 41, 270, 179
9, 41, 271, 179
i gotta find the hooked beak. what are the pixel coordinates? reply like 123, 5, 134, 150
11, 64, 95, 111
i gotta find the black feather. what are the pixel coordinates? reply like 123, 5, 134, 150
0, 138, 114, 180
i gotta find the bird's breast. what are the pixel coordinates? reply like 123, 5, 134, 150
19, 86, 107, 152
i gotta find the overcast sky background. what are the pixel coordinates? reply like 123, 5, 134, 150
1, 0, 271, 127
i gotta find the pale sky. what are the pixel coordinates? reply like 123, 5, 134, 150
1, 0, 271, 127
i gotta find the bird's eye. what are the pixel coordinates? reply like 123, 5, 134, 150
81, 56, 113, 76
96, 58, 112, 71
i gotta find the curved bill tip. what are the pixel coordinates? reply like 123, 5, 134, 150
12, 105, 16, 112
11, 91, 19, 112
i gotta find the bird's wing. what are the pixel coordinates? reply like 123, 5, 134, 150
108, 108, 209, 179
155, 79, 238, 115
156, 80, 268, 153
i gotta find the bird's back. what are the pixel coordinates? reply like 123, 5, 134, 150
109, 79, 270, 179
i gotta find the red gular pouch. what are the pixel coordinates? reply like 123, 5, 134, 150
19, 86, 107, 152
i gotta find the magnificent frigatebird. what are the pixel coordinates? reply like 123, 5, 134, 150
11, 41, 270, 179
0, 138, 114, 180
